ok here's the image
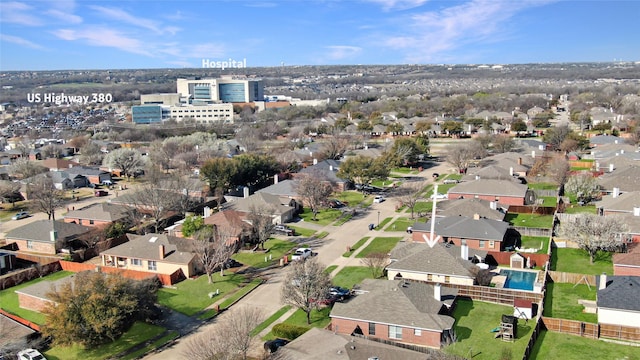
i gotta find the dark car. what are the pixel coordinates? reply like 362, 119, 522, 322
264, 338, 289, 353
329, 286, 351, 301
273, 224, 295, 236
94, 190, 109, 197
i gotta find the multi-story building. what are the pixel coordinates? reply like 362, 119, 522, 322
169, 103, 234, 123
176, 77, 264, 103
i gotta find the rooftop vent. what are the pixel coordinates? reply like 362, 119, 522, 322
149, 236, 158, 243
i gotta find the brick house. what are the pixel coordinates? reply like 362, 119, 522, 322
597, 274, 640, 328
5, 220, 91, 255
330, 279, 457, 349
63, 202, 130, 227
16, 273, 77, 312
447, 179, 533, 206
411, 214, 511, 251
613, 243, 640, 276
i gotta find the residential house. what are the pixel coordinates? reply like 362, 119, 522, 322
0, 251, 16, 274
296, 159, 349, 191
5, 220, 91, 254
597, 166, 640, 193
278, 327, 430, 360
596, 274, 640, 328
463, 165, 522, 182
170, 209, 250, 246
447, 179, 533, 206
613, 243, 640, 276
100, 233, 197, 279
411, 214, 511, 251
437, 198, 506, 221
597, 191, 640, 216
255, 178, 302, 208
589, 134, 622, 147
65, 166, 112, 185
41, 157, 80, 171
63, 202, 130, 227
16, 273, 77, 312
480, 152, 533, 177
223, 192, 296, 224
590, 144, 639, 161
386, 241, 487, 286
330, 279, 457, 349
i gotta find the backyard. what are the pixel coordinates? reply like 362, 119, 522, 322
550, 248, 613, 275
504, 213, 554, 228
529, 330, 640, 360
519, 236, 550, 254
444, 299, 534, 360
543, 282, 598, 323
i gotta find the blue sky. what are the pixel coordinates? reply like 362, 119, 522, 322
1, 0, 639, 70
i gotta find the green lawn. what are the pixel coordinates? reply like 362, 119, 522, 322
528, 182, 558, 190
444, 299, 534, 360
504, 213, 554, 228
288, 225, 316, 237
232, 239, 297, 268
355, 237, 403, 258
157, 273, 246, 316
385, 217, 414, 232
0, 271, 74, 325
343, 237, 369, 257
120, 331, 179, 360
529, 330, 640, 360
298, 208, 342, 225
263, 307, 332, 340
44, 322, 166, 360
412, 201, 433, 214
251, 305, 292, 336
543, 282, 598, 323
218, 278, 263, 310
334, 191, 367, 207
324, 265, 338, 274
376, 217, 392, 230
331, 266, 377, 289
391, 167, 420, 174
371, 179, 400, 188
520, 236, 550, 254
551, 248, 613, 275
540, 196, 557, 206
562, 205, 596, 214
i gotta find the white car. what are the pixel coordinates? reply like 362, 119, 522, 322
373, 195, 385, 203
12, 211, 29, 220
430, 193, 448, 200
17, 349, 46, 360
291, 248, 312, 261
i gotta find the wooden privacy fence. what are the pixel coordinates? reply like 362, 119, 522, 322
522, 316, 544, 360
401, 279, 544, 305
547, 271, 596, 285
60, 260, 183, 285
507, 206, 556, 215
600, 323, 640, 341
512, 226, 552, 237
532, 189, 559, 197
542, 317, 640, 341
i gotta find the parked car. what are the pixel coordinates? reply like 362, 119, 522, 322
94, 190, 109, 197
430, 193, 447, 200
373, 195, 385, 203
12, 211, 29, 220
264, 338, 289, 353
329, 286, 351, 301
443, 179, 459, 184
327, 199, 345, 208
101, 179, 113, 186
17, 349, 46, 360
291, 247, 312, 261
273, 224, 295, 236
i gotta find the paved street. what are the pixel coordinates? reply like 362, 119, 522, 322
145, 160, 454, 360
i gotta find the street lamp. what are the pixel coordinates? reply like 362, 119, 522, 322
377, 211, 380, 229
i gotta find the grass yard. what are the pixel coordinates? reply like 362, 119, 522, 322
263, 307, 332, 340
551, 248, 613, 275
44, 322, 166, 360
444, 299, 534, 360
324, 265, 338, 274
343, 237, 369, 257
412, 201, 433, 214
540, 196, 557, 206
385, 217, 414, 232
0, 271, 73, 325
391, 167, 420, 174
251, 305, 292, 336
519, 236, 550, 254
298, 208, 342, 225
120, 330, 179, 360
528, 182, 558, 190
504, 213, 554, 228
562, 205, 596, 214
334, 191, 367, 207
529, 330, 640, 360
377, 217, 392, 230
157, 273, 246, 316
543, 282, 598, 323
232, 239, 296, 268
356, 237, 403, 258
331, 266, 377, 289
288, 225, 316, 237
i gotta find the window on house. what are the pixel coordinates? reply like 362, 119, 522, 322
489, 241, 495, 248
89, 220, 94, 225
414, 328, 422, 336
479, 240, 486, 248
369, 322, 376, 335
148, 261, 157, 271
131, 258, 142, 266
27, 240, 33, 249
388, 325, 402, 339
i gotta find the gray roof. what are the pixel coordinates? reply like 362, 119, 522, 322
6, 220, 90, 243
255, 179, 297, 197
100, 233, 195, 265
278, 328, 430, 360
15, 273, 76, 301
298, 159, 347, 184
413, 215, 509, 242
463, 165, 521, 182
597, 191, 640, 214
448, 179, 528, 198
65, 166, 109, 176
64, 202, 130, 222
597, 276, 640, 312
224, 192, 292, 215
388, 241, 486, 279
437, 198, 506, 221
330, 279, 456, 332
598, 166, 640, 192
590, 135, 622, 146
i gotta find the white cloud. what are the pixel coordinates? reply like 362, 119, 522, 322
0, 34, 45, 50
325, 45, 362, 60
46, 9, 82, 24
365, 0, 430, 11
243, 2, 278, 8
51, 27, 153, 57
0, 2, 42, 26
89, 5, 167, 35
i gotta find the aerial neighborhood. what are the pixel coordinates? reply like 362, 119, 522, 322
1, 63, 640, 360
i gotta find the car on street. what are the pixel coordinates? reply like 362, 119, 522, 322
94, 190, 109, 197
273, 224, 295, 236
373, 195, 385, 203
17, 349, 46, 360
329, 286, 351, 300
443, 179, 459, 184
12, 211, 29, 220
430, 193, 448, 200
291, 247, 312, 261
264, 338, 289, 353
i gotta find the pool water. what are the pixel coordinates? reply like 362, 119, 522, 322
499, 269, 536, 291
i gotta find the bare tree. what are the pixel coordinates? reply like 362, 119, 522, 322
294, 172, 334, 221
320, 132, 349, 160
10, 158, 48, 179
246, 205, 276, 250
0, 180, 22, 208
491, 134, 516, 153
102, 148, 147, 179
193, 226, 237, 283
558, 214, 628, 264
127, 183, 180, 233
27, 175, 65, 220
445, 143, 479, 174
397, 180, 426, 219
360, 252, 388, 278
79, 141, 104, 165
547, 156, 570, 185
281, 258, 331, 324
39, 143, 65, 159
565, 173, 600, 203
182, 306, 263, 360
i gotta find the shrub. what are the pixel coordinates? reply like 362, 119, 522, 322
271, 323, 310, 340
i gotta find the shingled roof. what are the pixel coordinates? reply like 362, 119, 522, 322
597, 276, 640, 312
597, 191, 640, 214
413, 215, 509, 242
6, 220, 90, 243
437, 198, 506, 221
64, 202, 130, 222
448, 179, 529, 198
598, 166, 640, 192
388, 242, 486, 279
101, 233, 195, 265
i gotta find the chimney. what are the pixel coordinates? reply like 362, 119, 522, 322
434, 283, 441, 301
475, 175, 480, 180
509, 167, 514, 176
518, 157, 522, 165
621, 149, 625, 154
461, 240, 469, 260
313, 158, 318, 165
274, 174, 279, 184
473, 213, 480, 220
633, 207, 640, 217
490, 201, 497, 210
159, 245, 165, 260
329, 165, 334, 171
599, 273, 607, 290
50, 230, 58, 242
612, 187, 620, 198
243, 186, 250, 198
595, 162, 600, 171
203, 206, 211, 218
609, 163, 614, 172
531, 150, 536, 158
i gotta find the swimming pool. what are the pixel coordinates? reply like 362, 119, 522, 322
499, 269, 537, 291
